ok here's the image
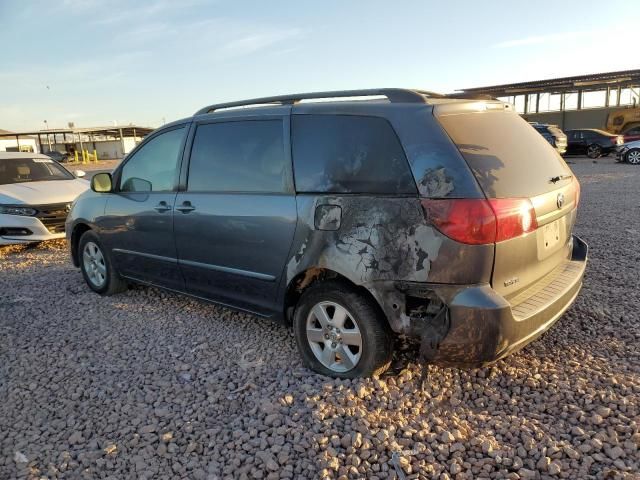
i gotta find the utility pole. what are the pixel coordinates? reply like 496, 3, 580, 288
43, 120, 52, 151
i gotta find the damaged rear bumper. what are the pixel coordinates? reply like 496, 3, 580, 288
434, 235, 588, 367
374, 235, 588, 367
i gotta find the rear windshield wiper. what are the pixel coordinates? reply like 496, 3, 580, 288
549, 174, 573, 184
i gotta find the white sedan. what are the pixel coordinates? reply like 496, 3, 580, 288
0, 152, 88, 245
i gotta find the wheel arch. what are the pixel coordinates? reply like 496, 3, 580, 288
626, 147, 640, 164
70, 223, 92, 267
283, 267, 387, 327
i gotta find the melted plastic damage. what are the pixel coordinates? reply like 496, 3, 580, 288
286, 196, 451, 360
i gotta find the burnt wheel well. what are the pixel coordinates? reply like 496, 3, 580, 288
71, 223, 92, 266
283, 267, 387, 326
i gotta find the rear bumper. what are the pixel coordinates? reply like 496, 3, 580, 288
432, 235, 588, 367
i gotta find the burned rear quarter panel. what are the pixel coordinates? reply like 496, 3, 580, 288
281, 195, 494, 333
279, 103, 493, 332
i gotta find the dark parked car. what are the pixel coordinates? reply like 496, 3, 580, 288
529, 122, 567, 155
67, 89, 587, 378
565, 129, 623, 158
44, 151, 70, 163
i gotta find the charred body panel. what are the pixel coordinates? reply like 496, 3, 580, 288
279, 195, 494, 335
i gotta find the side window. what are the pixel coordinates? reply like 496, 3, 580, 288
188, 120, 286, 193
292, 115, 416, 194
120, 127, 185, 192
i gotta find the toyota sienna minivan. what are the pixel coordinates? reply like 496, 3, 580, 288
67, 89, 587, 377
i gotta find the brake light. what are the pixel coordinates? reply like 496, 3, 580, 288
421, 198, 538, 245
490, 198, 538, 242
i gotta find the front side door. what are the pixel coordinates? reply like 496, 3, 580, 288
174, 114, 297, 315
99, 124, 189, 289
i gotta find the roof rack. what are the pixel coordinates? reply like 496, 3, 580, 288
194, 88, 445, 115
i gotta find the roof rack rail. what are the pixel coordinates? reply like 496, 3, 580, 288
445, 92, 495, 100
195, 88, 443, 115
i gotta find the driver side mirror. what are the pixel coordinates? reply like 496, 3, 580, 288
91, 172, 113, 193
74, 169, 86, 178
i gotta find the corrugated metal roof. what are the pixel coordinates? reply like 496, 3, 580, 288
461, 69, 640, 95
0, 125, 154, 138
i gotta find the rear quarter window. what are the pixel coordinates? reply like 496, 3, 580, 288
292, 115, 416, 194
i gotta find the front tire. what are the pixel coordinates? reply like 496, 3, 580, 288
626, 148, 640, 165
293, 281, 393, 378
587, 144, 602, 159
78, 230, 127, 295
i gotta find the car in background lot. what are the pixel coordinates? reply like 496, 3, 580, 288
565, 129, 623, 158
616, 140, 640, 164
67, 89, 587, 378
0, 152, 88, 245
529, 122, 567, 154
44, 150, 70, 163
621, 125, 640, 143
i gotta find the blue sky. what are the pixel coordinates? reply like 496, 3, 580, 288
1, 0, 639, 131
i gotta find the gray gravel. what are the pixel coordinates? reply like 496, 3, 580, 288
1, 157, 639, 480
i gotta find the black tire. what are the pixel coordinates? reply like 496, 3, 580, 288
78, 230, 127, 295
625, 148, 640, 165
293, 281, 393, 378
587, 144, 602, 159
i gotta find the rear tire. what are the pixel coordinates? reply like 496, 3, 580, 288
626, 148, 640, 165
78, 230, 127, 295
587, 144, 602, 159
293, 281, 393, 378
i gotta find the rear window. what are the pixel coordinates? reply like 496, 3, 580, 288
436, 110, 571, 198
292, 115, 416, 194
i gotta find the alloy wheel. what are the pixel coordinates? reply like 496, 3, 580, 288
587, 145, 601, 158
627, 150, 640, 165
83, 241, 107, 288
306, 301, 363, 373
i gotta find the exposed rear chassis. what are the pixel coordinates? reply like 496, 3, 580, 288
372, 235, 588, 367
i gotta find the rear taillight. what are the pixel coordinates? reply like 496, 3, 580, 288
421, 198, 538, 245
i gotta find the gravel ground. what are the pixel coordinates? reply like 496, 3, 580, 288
1, 157, 638, 480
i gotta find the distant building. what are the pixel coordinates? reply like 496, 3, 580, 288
0, 125, 155, 160
0, 129, 39, 153
460, 69, 640, 131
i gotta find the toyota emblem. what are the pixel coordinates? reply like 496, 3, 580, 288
556, 193, 565, 209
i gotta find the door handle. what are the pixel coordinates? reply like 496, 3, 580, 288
154, 201, 172, 213
176, 201, 196, 213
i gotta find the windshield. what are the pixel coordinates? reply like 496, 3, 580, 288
0, 157, 74, 185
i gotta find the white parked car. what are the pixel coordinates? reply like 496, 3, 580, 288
0, 152, 88, 245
